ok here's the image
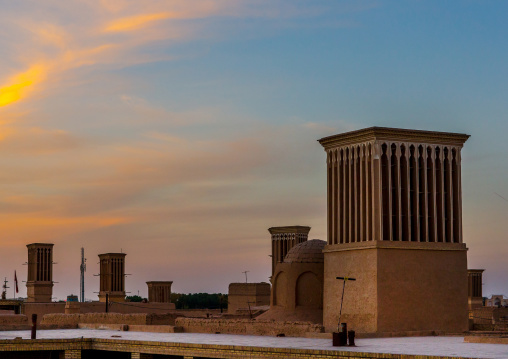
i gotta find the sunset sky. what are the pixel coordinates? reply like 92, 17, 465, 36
1, 1, 507, 300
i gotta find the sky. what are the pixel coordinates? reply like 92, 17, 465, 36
0, 0, 507, 300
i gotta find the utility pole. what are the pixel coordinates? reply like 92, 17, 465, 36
336, 276, 356, 329
80, 248, 86, 302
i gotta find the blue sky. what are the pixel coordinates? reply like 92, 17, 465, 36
0, 0, 507, 300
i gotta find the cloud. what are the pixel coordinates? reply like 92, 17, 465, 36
0, 0, 375, 297
0, 1, 375, 115
105, 13, 174, 32
31, 23, 70, 50
0, 64, 47, 107
0, 110, 336, 297
0, 127, 86, 155
0, 212, 133, 246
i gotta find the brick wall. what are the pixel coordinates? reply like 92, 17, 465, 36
175, 317, 324, 337
41, 313, 180, 327
472, 307, 508, 330
0, 314, 30, 330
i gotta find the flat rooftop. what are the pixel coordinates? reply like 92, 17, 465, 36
0, 329, 507, 358
318, 126, 470, 149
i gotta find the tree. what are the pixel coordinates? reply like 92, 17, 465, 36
170, 293, 228, 310
125, 295, 144, 302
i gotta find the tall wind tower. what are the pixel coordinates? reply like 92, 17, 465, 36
318, 127, 470, 334
80, 248, 86, 302
26, 243, 54, 302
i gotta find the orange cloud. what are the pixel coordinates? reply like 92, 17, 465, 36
3, 215, 130, 228
105, 13, 173, 32
0, 213, 133, 245
34, 23, 69, 49
0, 64, 47, 107
0, 120, 16, 141
0, 127, 86, 155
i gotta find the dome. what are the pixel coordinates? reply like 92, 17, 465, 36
284, 239, 326, 264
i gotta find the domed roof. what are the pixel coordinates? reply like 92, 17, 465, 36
284, 239, 326, 264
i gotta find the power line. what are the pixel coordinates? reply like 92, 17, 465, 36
494, 192, 508, 202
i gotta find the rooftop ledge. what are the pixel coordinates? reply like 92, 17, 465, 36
323, 240, 467, 253
318, 127, 470, 150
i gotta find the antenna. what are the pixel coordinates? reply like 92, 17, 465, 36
2, 278, 9, 300
242, 271, 249, 283
80, 248, 87, 302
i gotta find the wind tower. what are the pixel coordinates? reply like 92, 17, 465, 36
98, 253, 126, 302
319, 127, 470, 334
146, 281, 173, 303
268, 226, 310, 276
26, 243, 54, 302
468, 269, 484, 310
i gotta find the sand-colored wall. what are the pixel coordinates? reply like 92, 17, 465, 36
175, 317, 323, 337
229, 283, 271, 296
173, 308, 222, 317
472, 307, 508, 330
23, 303, 66, 325
228, 283, 271, 314
41, 312, 180, 327
323, 243, 468, 335
0, 315, 29, 330
256, 307, 323, 325
79, 301, 176, 313
272, 262, 324, 311
377, 247, 468, 333
39, 314, 325, 337
323, 247, 378, 333
23, 301, 176, 324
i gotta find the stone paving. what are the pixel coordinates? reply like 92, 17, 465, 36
0, 329, 507, 358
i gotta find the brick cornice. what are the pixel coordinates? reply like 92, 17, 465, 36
318, 127, 470, 150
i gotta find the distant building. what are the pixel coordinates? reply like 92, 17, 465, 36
66, 295, 78, 302
228, 282, 270, 314
486, 295, 508, 307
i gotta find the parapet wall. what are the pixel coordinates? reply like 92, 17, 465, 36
41, 313, 180, 327
0, 315, 29, 331
229, 282, 271, 296
175, 318, 324, 337
472, 307, 508, 331
23, 301, 176, 324
79, 302, 176, 313
228, 282, 271, 314
23, 303, 66, 324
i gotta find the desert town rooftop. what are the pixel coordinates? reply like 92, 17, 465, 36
0, 329, 507, 359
